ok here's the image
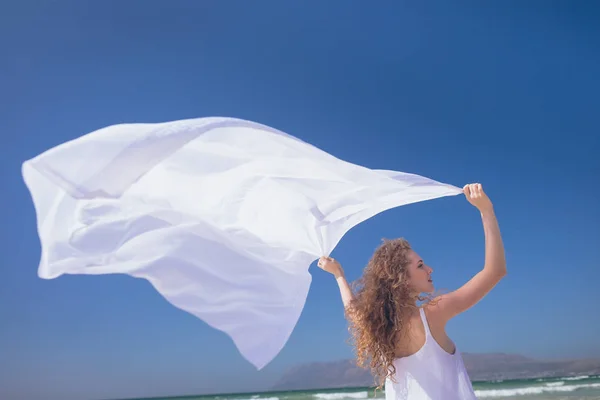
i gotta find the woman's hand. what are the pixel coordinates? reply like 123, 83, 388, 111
464, 183, 493, 213
318, 256, 344, 278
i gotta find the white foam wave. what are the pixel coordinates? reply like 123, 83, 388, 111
313, 392, 368, 400
545, 381, 564, 387
235, 398, 279, 400
536, 374, 590, 382
475, 382, 600, 398
564, 375, 589, 380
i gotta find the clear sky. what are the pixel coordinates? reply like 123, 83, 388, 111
2, 1, 599, 400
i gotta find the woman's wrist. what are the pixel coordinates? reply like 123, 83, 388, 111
334, 269, 345, 280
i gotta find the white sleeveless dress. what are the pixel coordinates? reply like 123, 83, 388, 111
384, 308, 477, 400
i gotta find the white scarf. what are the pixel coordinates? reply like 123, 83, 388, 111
22, 117, 462, 369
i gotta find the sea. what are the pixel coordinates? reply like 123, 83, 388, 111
137, 375, 600, 400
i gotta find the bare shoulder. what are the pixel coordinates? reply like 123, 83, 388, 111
423, 297, 451, 327
422, 300, 459, 355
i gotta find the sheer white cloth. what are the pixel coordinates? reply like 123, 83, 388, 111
21, 117, 462, 368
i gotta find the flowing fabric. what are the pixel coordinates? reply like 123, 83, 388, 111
22, 117, 462, 369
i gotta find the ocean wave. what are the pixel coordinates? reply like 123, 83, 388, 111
235, 397, 279, 400
313, 392, 368, 399
475, 382, 600, 398
564, 375, 589, 380
536, 374, 590, 382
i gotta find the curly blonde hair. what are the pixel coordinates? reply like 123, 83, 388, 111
346, 238, 430, 389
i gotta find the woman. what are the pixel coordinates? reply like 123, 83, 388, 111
317, 183, 506, 400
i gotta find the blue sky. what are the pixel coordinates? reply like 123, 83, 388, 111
1, 1, 599, 399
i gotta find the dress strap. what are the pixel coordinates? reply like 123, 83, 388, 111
419, 307, 431, 336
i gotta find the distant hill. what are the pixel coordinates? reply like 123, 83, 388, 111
272, 353, 600, 391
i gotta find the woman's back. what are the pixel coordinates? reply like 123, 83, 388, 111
384, 308, 477, 400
